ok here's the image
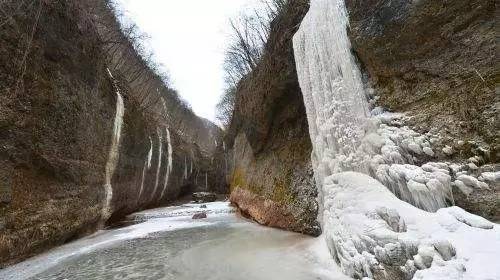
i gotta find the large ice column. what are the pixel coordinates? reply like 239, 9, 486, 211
293, 0, 372, 217
102, 69, 125, 221
293, 0, 455, 212
293, 0, 370, 173
293, 0, 499, 279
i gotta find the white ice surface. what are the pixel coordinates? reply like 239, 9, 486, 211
0, 202, 230, 280
0, 202, 349, 280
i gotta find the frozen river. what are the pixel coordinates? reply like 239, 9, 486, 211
0, 202, 348, 280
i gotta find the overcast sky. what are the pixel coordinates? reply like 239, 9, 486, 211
115, 0, 257, 122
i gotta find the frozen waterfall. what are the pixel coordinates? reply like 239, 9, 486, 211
292, 0, 451, 213
102, 69, 125, 221
293, 0, 500, 279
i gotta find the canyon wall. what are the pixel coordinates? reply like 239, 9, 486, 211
227, 0, 320, 236
0, 0, 224, 267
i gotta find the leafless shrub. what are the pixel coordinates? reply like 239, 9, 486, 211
216, 0, 287, 128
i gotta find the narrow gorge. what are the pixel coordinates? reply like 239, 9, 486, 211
0, 0, 498, 280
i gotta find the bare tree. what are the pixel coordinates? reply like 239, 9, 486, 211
216, 0, 287, 128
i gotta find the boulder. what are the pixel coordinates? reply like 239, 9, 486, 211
192, 212, 207, 219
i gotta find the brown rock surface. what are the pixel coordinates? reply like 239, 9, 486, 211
230, 187, 318, 235
227, 0, 319, 236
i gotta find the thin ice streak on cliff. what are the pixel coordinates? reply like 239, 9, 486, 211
102, 68, 125, 221
160, 127, 173, 200
150, 128, 163, 201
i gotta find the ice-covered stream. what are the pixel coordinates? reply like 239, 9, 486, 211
0, 202, 348, 280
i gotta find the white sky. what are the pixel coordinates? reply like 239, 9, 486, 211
116, 0, 257, 122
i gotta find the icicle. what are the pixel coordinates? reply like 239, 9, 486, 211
150, 128, 163, 201
102, 69, 124, 221
292, 1, 470, 278
137, 137, 153, 202
159, 127, 173, 200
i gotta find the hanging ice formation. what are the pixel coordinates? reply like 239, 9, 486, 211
137, 137, 153, 203
293, 0, 499, 279
160, 127, 173, 200
102, 69, 125, 221
150, 128, 163, 201
205, 172, 208, 190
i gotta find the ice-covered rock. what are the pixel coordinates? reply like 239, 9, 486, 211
456, 174, 489, 190
479, 171, 500, 184
319, 172, 499, 279
442, 146, 454, 155
446, 206, 494, 229
451, 180, 473, 196
423, 147, 434, 157
293, 0, 500, 279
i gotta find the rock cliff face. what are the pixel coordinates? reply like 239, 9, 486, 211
0, 0, 223, 266
227, 0, 320, 236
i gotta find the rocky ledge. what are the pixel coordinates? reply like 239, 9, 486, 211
230, 187, 320, 236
